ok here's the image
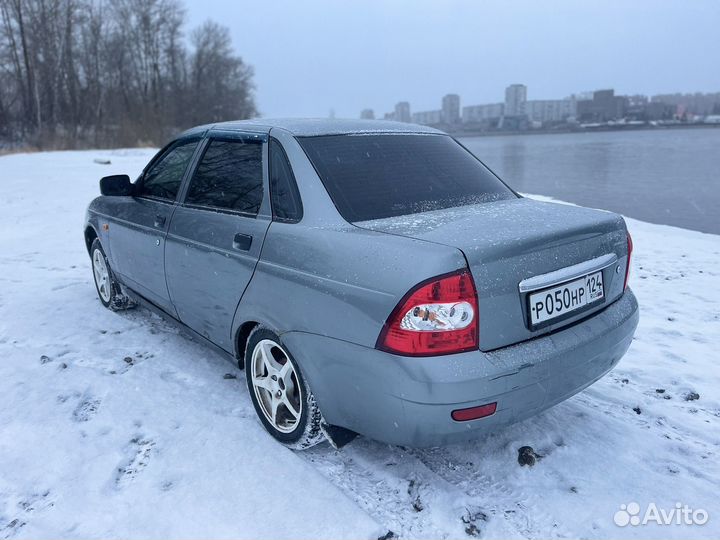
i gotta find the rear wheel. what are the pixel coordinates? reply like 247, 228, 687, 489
90, 239, 134, 311
245, 328, 324, 449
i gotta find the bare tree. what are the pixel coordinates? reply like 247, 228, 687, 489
189, 20, 256, 126
0, 0, 257, 149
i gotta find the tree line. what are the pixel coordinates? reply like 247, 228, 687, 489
0, 0, 257, 149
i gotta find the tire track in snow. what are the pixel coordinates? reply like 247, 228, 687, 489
407, 445, 568, 539
302, 439, 519, 539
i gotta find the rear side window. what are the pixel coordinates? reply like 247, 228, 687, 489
269, 139, 303, 222
298, 134, 515, 222
139, 139, 198, 201
185, 139, 263, 214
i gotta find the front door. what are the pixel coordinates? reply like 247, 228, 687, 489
165, 133, 270, 352
108, 138, 199, 314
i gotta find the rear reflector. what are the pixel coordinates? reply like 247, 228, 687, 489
451, 402, 497, 422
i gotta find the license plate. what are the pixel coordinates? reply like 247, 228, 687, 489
528, 271, 604, 326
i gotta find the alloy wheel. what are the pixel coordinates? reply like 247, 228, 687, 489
92, 248, 111, 303
250, 339, 302, 433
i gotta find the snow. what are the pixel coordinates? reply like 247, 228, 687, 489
1, 150, 719, 539
0, 150, 380, 540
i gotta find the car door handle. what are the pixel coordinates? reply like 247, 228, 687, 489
233, 233, 253, 251
154, 214, 166, 228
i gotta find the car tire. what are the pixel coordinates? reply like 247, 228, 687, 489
245, 328, 324, 449
90, 238, 135, 311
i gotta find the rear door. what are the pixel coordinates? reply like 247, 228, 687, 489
165, 131, 270, 351
108, 137, 200, 314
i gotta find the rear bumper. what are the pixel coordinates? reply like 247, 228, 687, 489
282, 289, 639, 447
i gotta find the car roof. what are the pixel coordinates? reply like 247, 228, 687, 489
179, 118, 445, 138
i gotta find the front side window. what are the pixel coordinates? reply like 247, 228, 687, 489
185, 139, 263, 214
269, 139, 303, 222
139, 139, 198, 201
298, 134, 516, 222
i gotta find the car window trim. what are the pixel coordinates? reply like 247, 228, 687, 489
181, 201, 260, 219
452, 136, 521, 199
268, 137, 304, 223
133, 194, 177, 205
178, 134, 266, 215
176, 137, 210, 204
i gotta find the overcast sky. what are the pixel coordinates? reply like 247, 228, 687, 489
184, 0, 720, 119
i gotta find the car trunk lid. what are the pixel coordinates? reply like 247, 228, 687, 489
355, 197, 629, 351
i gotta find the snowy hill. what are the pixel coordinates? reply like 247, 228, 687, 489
0, 150, 718, 539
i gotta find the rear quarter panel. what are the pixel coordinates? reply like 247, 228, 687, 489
236, 222, 467, 348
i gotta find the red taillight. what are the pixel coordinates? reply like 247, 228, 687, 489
377, 269, 479, 356
624, 232, 633, 290
451, 402, 497, 421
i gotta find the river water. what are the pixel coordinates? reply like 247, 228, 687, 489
460, 127, 720, 234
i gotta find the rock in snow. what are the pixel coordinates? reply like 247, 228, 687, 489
517, 446, 539, 467
0, 150, 718, 539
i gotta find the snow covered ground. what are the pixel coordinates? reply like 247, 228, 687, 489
0, 149, 718, 539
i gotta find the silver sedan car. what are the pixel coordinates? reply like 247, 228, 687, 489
84, 119, 639, 449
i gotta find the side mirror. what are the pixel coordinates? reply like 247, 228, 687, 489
100, 174, 132, 196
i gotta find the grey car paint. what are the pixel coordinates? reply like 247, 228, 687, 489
165, 130, 271, 350
84, 118, 639, 447
102, 195, 178, 315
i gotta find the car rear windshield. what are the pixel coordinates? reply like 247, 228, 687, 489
298, 134, 516, 222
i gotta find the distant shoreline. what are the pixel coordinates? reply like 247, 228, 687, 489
451, 122, 720, 138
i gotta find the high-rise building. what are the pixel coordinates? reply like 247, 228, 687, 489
412, 110, 442, 125
360, 109, 375, 120
504, 84, 527, 117
462, 103, 505, 123
627, 95, 649, 108
650, 92, 720, 115
441, 94, 460, 124
576, 89, 627, 122
524, 98, 577, 124
394, 102, 411, 123
643, 101, 674, 120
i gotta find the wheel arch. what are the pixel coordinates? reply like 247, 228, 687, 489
84, 225, 99, 255
234, 317, 301, 371
230, 281, 292, 369
234, 320, 260, 369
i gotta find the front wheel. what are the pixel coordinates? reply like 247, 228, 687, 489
245, 328, 324, 449
90, 239, 135, 311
